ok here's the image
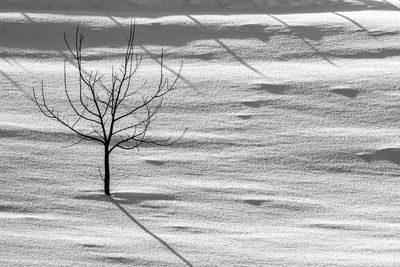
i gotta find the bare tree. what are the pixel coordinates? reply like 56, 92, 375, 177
32, 23, 184, 195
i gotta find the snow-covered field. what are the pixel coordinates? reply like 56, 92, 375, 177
1, 0, 400, 266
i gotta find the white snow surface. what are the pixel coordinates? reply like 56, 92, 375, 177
1, 0, 400, 266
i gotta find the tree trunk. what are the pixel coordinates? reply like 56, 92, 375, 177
104, 148, 110, 196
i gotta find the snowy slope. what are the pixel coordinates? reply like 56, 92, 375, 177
1, 0, 400, 266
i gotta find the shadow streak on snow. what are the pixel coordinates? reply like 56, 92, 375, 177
0, 67, 34, 105
74, 192, 176, 204
332, 12, 374, 37
112, 192, 176, 204
1, 57, 29, 72
0, 24, 29, 95
20, 12, 34, 23
20, 12, 87, 74
381, 0, 400, 11
185, 15, 266, 77
330, 88, 359, 98
18, 12, 198, 100
0, 69, 22, 92
139, 44, 197, 89
265, 13, 337, 67
1, 0, 399, 15
108, 196, 194, 267
358, 148, 400, 165
107, 16, 200, 94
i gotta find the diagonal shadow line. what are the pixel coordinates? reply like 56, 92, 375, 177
0, 69, 26, 96
332, 12, 375, 37
108, 15, 122, 26
109, 197, 194, 267
0, 68, 35, 105
381, 0, 400, 11
2, 57, 29, 72
266, 13, 337, 67
107, 16, 200, 94
139, 44, 197, 89
0, 13, 34, 96
20, 12, 90, 76
185, 15, 266, 77
56, 49, 91, 76
20, 12, 34, 23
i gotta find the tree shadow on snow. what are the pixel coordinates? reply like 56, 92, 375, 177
185, 14, 267, 77
75, 191, 176, 205
107, 16, 201, 94
265, 13, 337, 67
381, 0, 400, 11
331, 12, 375, 37
0, 70, 23, 92
108, 196, 194, 267
75, 191, 192, 265
262, 0, 400, 14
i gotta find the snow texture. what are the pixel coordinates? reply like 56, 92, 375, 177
1, 0, 400, 266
